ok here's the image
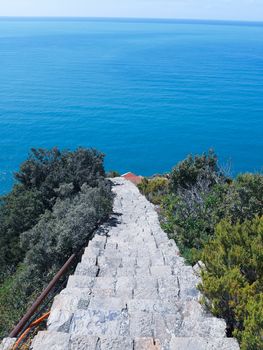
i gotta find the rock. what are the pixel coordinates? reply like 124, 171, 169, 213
169, 336, 240, 350
0, 338, 16, 350
134, 337, 162, 349
69, 335, 98, 350
100, 337, 133, 350
31, 331, 70, 350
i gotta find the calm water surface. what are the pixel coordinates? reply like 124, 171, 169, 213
0, 18, 263, 193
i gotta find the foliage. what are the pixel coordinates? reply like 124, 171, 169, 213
161, 151, 263, 264
0, 147, 113, 338
0, 186, 45, 280
240, 294, 263, 350
162, 151, 230, 263
15, 147, 105, 205
0, 267, 29, 339
140, 151, 263, 349
200, 217, 263, 350
138, 177, 169, 204
169, 149, 226, 192
0, 147, 106, 281
107, 170, 120, 178
231, 173, 263, 221
22, 183, 112, 281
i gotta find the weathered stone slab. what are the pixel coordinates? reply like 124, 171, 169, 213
150, 251, 165, 266
98, 256, 122, 268
70, 309, 129, 337
88, 239, 106, 251
80, 256, 96, 267
169, 336, 240, 350
31, 331, 70, 350
116, 265, 136, 277
129, 312, 153, 337
74, 263, 99, 277
158, 276, 180, 302
116, 277, 135, 299
136, 257, 151, 268
67, 276, 95, 289
150, 265, 172, 278
134, 337, 161, 350
98, 266, 117, 278
135, 266, 151, 277
127, 299, 180, 315
100, 337, 133, 350
152, 313, 173, 347
83, 246, 101, 259
48, 293, 89, 332
0, 338, 16, 350
88, 296, 126, 311
69, 335, 98, 350
92, 276, 116, 292
133, 277, 158, 299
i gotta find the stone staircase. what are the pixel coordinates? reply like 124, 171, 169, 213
30, 177, 239, 350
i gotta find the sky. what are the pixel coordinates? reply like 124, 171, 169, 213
0, 0, 263, 21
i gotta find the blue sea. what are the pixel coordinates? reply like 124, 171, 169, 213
0, 18, 263, 193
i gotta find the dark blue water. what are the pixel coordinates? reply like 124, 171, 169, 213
0, 18, 263, 193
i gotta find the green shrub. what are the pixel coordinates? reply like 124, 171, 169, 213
0, 264, 33, 339
239, 294, 263, 350
230, 173, 263, 221
0, 186, 45, 280
138, 177, 168, 204
0, 147, 113, 338
169, 149, 226, 192
22, 184, 113, 278
15, 147, 105, 204
107, 170, 120, 178
200, 217, 263, 349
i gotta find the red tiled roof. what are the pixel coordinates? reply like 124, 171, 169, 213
122, 172, 143, 185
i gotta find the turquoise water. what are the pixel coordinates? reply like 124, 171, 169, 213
0, 18, 263, 193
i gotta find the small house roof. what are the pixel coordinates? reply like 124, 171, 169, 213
121, 172, 143, 185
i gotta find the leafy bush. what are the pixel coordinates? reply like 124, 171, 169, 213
22, 183, 112, 280
231, 173, 263, 221
240, 294, 263, 350
139, 151, 263, 349
15, 147, 105, 205
162, 151, 263, 264
107, 170, 120, 178
0, 147, 106, 281
0, 267, 29, 339
162, 151, 230, 263
0, 147, 113, 338
200, 217, 263, 349
0, 187, 45, 279
169, 149, 226, 192
138, 177, 169, 204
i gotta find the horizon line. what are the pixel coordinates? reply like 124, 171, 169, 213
0, 15, 263, 24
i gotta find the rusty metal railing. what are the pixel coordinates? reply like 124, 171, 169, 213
9, 253, 76, 339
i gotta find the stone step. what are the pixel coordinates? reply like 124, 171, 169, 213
69, 308, 130, 337
47, 294, 227, 339
67, 275, 95, 289
31, 331, 70, 350
169, 336, 240, 350
0, 338, 16, 350
74, 263, 99, 277
31, 331, 240, 350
